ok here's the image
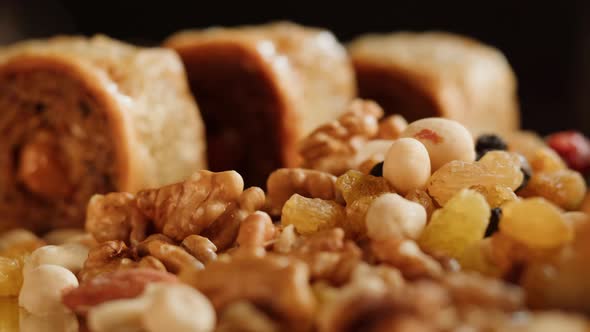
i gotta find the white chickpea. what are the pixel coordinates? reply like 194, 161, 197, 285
142, 283, 216, 332
19, 264, 79, 316
23, 243, 89, 276
400, 118, 475, 171
383, 138, 431, 194
366, 193, 427, 241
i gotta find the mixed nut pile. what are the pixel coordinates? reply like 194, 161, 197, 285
2, 100, 590, 331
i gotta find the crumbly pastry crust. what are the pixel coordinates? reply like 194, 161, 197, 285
349, 31, 519, 135
0, 35, 206, 231
165, 22, 356, 185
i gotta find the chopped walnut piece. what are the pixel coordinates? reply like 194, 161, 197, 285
182, 254, 316, 331
266, 168, 337, 216
235, 211, 275, 257
136, 238, 204, 274
85, 192, 148, 245
216, 301, 281, 332
289, 228, 362, 284
443, 272, 524, 311
136, 170, 245, 241
79, 240, 142, 281
318, 266, 448, 332
371, 239, 443, 279
377, 114, 408, 140
274, 224, 299, 254
299, 99, 384, 175
182, 235, 218, 264
202, 187, 266, 250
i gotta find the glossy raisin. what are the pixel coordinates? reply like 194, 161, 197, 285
476, 134, 508, 160
516, 165, 532, 192
369, 161, 384, 177
485, 207, 502, 237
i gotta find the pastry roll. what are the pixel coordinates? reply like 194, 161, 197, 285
165, 22, 356, 186
348, 32, 519, 135
0, 36, 205, 232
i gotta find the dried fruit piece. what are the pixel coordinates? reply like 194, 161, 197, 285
0, 256, 23, 297
343, 195, 375, 239
281, 194, 345, 235
505, 130, 546, 162
458, 239, 501, 277
485, 208, 502, 237
335, 170, 392, 204
475, 134, 508, 160
404, 189, 436, 219
500, 198, 573, 249
418, 189, 490, 259
0, 297, 18, 331
522, 250, 590, 313
369, 161, 384, 177
427, 151, 523, 206
518, 170, 586, 210
469, 184, 518, 208
529, 147, 567, 173
546, 131, 590, 173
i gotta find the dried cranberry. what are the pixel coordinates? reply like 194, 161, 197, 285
546, 131, 590, 173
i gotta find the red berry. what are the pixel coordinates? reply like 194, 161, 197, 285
546, 131, 590, 173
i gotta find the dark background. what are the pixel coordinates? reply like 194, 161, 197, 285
2, 1, 589, 135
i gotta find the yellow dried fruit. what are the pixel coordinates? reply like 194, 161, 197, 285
529, 147, 567, 173
0, 297, 18, 331
500, 198, 573, 249
0, 256, 23, 297
505, 130, 546, 162
404, 189, 436, 219
418, 189, 490, 259
469, 184, 518, 208
518, 170, 586, 211
343, 195, 375, 239
522, 250, 590, 313
427, 151, 523, 206
281, 194, 345, 235
335, 170, 392, 205
458, 239, 501, 277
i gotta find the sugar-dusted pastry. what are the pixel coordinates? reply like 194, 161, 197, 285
348, 31, 519, 135
0, 35, 206, 232
165, 22, 356, 186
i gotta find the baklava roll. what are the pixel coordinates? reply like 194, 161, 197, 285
165, 22, 356, 186
348, 32, 519, 135
0, 35, 206, 232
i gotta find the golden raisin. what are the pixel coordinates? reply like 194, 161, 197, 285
335, 170, 392, 205
281, 194, 345, 235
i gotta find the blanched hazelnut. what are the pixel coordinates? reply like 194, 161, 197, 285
19, 264, 79, 316
24, 243, 89, 276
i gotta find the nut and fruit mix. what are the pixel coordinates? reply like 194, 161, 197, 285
3, 100, 590, 331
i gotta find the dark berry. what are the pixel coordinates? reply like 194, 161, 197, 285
476, 134, 508, 160
516, 164, 532, 192
485, 207, 502, 237
546, 131, 590, 173
369, 161, 384, 177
